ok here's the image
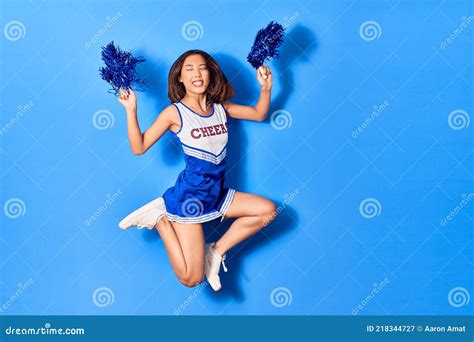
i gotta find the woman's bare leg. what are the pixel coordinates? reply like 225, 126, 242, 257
212, 192, 276, 256
155, 217, 205, 287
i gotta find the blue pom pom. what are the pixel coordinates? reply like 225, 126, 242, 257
247, 21, 285, 69
99, 41, 146, 96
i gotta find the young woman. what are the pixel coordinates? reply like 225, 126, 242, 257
118, 49, 276, 291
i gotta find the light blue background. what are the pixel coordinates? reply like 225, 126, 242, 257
1, 0, 472, 315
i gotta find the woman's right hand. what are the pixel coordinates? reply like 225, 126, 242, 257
118, 88, 137, 112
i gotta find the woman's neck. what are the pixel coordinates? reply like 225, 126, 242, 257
181, 93, 209, 112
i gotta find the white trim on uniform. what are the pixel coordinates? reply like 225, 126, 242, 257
165, 188, 236, 224
219, 188, 236, 222
166, 210, 222, 224
182, 145, 227, 164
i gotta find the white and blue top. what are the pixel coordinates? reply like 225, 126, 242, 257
162, 101, 236, 223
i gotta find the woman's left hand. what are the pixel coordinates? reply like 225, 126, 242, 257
257, 65, 272, 90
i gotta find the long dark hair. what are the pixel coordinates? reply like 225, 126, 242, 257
168, 49, 235, 104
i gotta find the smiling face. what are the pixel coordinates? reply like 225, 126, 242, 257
179, 54, 210, 96
168, 49, 235, 104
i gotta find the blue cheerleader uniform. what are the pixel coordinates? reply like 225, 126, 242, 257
162, 101, 236, 224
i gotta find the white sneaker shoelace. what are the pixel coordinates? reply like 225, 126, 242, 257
221, 254, 228, 272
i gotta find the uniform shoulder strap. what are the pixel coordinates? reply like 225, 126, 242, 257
216, 103, 228, 120
172, 102, 190, 135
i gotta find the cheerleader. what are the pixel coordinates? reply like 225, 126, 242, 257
118, 50, 276, 291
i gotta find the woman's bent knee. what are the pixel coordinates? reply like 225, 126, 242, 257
178, 276, 203, 288
177, 268, 204, 288
261, 201, 277, 226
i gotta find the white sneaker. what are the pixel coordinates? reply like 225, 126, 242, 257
204, 243, 228, 291
118, 197, 166, 230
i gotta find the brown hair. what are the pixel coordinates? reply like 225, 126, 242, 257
168, 49, 235, 104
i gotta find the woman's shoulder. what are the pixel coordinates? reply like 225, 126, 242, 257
218, 101, 232, 111
159, 103, 181, 119
163, 102, 179, 111
213, 101, 229, 108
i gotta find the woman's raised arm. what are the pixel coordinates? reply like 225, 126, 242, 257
224, 66, 272, 122
118, 88, 178, 155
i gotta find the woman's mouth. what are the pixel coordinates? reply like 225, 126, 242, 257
192, 80, 203, 87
